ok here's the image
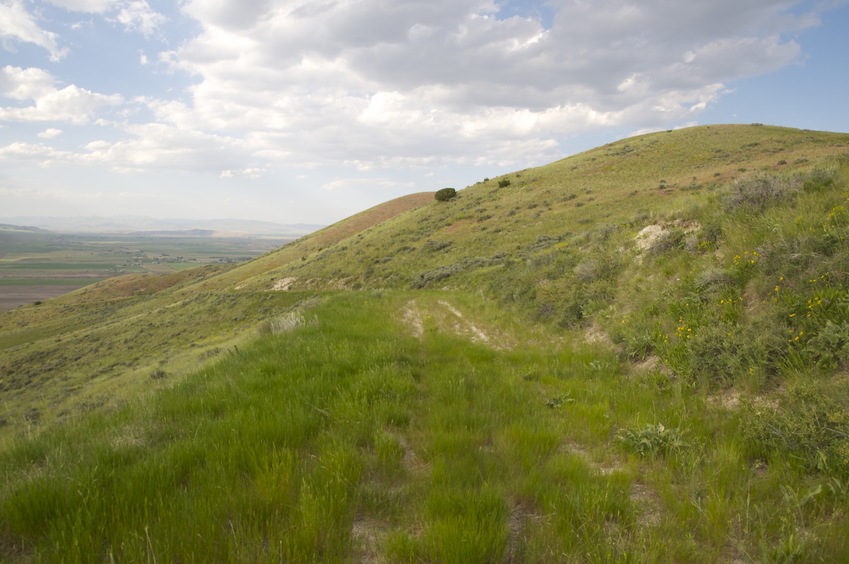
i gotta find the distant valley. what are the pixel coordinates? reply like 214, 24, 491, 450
0, 221, 321, 310
0, 215, 323, 238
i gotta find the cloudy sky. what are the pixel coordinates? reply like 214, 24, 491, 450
2, 0, 848, 225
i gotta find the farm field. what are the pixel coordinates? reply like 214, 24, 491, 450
0, 227, 292, 310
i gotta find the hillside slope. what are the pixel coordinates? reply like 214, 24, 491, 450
182, 191, 436, 293
0, 192, 433, 443
3, 124, 849, 560
3, 124, 849, 442
204, 124, 849, 292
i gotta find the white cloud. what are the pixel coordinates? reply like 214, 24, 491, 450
321, 177, 415, 192
45, 0, 118, 12
46, 0, 167, 36
242, 167, 264, 179
38, 127, 63, 139
73, 118, 256, 174
114, 1, 167, 37
131, 0, 816, 176
1, 0, 839, 185
220, 167, 264, 179
0, 0, 68, 60
0, 141, 74, 166
0, 66, 123, 124
0, 65, 55, 100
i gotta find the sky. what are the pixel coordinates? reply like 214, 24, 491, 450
1, 0, 848, 226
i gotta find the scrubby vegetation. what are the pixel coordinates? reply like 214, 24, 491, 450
3, 125, 849, 561
434, 187, 457, 202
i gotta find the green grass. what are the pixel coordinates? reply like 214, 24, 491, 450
3, 124, 849, 561
3, 291, 848, 560
0, 281, 311, 446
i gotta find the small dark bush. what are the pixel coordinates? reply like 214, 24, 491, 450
424, 240, 452, 252
412, 255, 506, 288
434, 188, 457, 202
497, 179, 511, 188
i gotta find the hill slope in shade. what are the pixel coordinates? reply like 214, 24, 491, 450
3, 124, 849, 561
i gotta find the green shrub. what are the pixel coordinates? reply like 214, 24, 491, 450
434, 188, 457, 202
618, 423, 686, 457
743, 384, 849, 476
805, 321, 849, 369
697, 221, 723, 251
658, 299, 787, 387
803, 165, 838, 193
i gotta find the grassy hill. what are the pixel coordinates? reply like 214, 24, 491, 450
2, 124, 849, 561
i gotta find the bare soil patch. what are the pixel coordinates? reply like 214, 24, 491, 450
634, 220, 701, 255
503, 498, 542, 563
272, 277, 297, 291
630, 482, 662, 527
399, 299, 501, 347
437, 300, 491, 345
584, 323, 617, 351
401, 301, 424, 339
351, 517, 389, 564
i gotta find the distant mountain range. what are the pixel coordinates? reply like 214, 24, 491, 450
0, 216, 324, 237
